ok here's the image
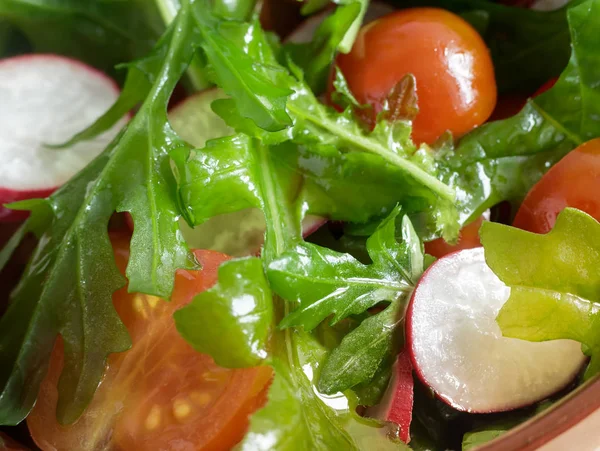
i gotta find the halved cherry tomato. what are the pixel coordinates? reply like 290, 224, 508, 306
27, 234, 271, 451
424, 216, 485, 259
331, 8, 497, 144
513, 138, 600, 233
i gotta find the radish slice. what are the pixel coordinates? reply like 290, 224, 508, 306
0, 54, 125, 221
286, 1, 394, 44
367, 349, 414, 443
407, 247, 586, 413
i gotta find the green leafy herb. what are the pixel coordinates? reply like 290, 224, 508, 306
0, 0, 162, 77
285, 1, 364, 92
268, 206, 421, 330
317, 302, 403, 395
481, 208, 600, 379
239, 321, 409, 451
174, 257, 273, 368
192, 4, 294, 131
438, 0, 600, 227
462, 427, 510, 451
212, 0, 258, 21
0, 4, 198, 426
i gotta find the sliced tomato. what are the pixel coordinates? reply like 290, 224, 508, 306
513, 138, 600, 233
424, 216, 485, 259
330, 8, 497, 144
27, 234, 272, 451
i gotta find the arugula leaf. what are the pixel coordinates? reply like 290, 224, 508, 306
317, 302, 403, 395
0, 4, 198, 426
284, 1, 362, 92
216, 73, 458, 238
0, 0, 162, 77
239, 321, 408, 450
192, 3, 293, 132
212, 0, 257, 20
268, 207, 420, 330
271, 207, 423, 394
480, 208, 600, 379
438, 0, 600, 226
174, 257, 272, 368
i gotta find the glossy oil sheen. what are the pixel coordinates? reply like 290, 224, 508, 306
514, 138, 600, 233
335, 8, 497, 144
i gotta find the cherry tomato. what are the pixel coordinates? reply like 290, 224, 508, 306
331, 8, 497, 144
424, 216, 485, 259
532, 77, 558, 97
513, 139, 600, 233
27, 234, 272, 451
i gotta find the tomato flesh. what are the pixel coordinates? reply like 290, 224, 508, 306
513, 138, 600, 233
332, 8, 497, 144
27, 235, 271, 451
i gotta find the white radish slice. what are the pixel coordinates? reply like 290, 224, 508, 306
285, 1, 394, 44
163, 89, 326, 256
406, 247, 586, 413
0, 54, 125, 220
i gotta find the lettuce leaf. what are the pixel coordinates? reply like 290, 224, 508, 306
481, 208, 600, 379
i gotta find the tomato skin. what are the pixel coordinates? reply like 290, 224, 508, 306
424, 216, 484, 258
513, 138, 600, 233
332, 8, 497, 144
27, 235, 271, 451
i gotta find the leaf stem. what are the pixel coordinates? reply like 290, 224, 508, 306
286, 102, 456, 201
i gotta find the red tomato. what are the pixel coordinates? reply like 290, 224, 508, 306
513, 138, 600, 233
532, 77, 558, 97
424, 216, 485, 259
331, 8, 497, 144
27, 234, 272, 451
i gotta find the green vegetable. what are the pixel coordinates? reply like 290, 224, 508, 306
269, 207, 420, 330
238, 318, 409, 450
0, 0, 163, 77
438, 0, 600, 227
284, 2, 361, 92
269, 207, 425, 394
481, 208, 600, 379
0, 4, 199, 426
174, 257, 273, 368
462, 427, 509, 451
317, 302, 403, 395
212, 0, 257, 21
192, 7, 294, 132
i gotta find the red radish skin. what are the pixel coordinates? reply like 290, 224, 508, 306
368, 349, 414, 443
406, 248, 586, 413
0, 54, 125, 221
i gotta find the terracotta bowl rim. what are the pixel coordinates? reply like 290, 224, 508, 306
478, 374, 600, 450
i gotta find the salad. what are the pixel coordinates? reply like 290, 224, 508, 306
1, 0, 600, 449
